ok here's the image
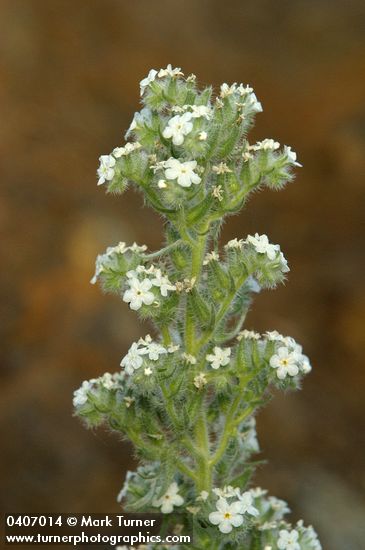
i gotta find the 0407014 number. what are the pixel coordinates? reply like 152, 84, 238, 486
6, 515, 63, 527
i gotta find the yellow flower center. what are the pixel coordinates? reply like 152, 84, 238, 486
224, 512, 231, 519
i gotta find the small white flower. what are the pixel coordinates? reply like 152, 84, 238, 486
270, 346, 300, 379
120, 342, 144, 374
198, 131, 208, 141
196, 490, 209, 502
140, 339, 167, 361
144, 366, 153, 376
225, 238, 244, 249
124, 396, 134, 408
100, 372, 115, 389
140, 69, 158, 96
129, 242, 148, 253
213, 486, 237, 498
284, 145, 302, 167
212, 162, 233, 174
73, 380, 93, 407
153, 482, 184, 514
125, 107, 152, 138
212, 185, 224, 201
301, 354, 312, 373
249, 487, 268, 498
97, 154, 116, 185
157, 64, 184, 78
203, 251, 219, 265
158, 179, 167, 188
246, 233, 280, 260
164, 158, 201, 187
123, 278, 155, 311
168, 343, 180, 353
113, 142, 141, 158
268, 496, 290, 516
251, 138, 280, 152
265, 330, 285, 341
163, 112, 193, 146
206, 346, 231, 370
279, 251, 290, 273
209, 498, 244, 534
277, 529, 301, 550
151, 269, 176, 296
190, 105, 212, 119
194, 372, 207, 389
237, 84, 254, 96
247, 91, 263, 113
182, 353, 197, 365
220, 83, 237, 98
237, 329, 261, 341
236, 491, 260, 516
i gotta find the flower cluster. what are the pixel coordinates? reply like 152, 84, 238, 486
74, 67, 321, 550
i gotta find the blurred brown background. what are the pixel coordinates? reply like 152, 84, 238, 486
1, 1, 364, 548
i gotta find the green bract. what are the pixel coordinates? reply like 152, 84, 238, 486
74, 66, 321, 550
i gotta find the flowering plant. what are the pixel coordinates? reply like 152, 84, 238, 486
74, 65, 321, 550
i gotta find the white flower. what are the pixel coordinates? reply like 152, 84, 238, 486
220, 83, 237, 98
138, 335, 167, 361
213, 486, 237, 498
189, 105, 212, 119
140, 69, 158, 96
249, 487, 268, 498
246, 233, 280, 260
125, 107, 152, 138
100, 372, 115, 389
265, 330, 285, 341
97, 154, 116, 185
124, 396, 134, 408
251, 138, 280, 152
194, 372, 207, 389
212, 185, 224, 201
270, 346, 300, 379
237, 84, 254, 96
123, 278, 155, 311
268, 496, 290, 516
225, 238, 244, 249
236, 491, 260, 516
182, 353, 197, 365
279, 251, 290, 273
209, 498, 244, 534
73, 380, 93, 407
237, 329, 260, 341
247, 91, 263, 113
144, 366, 153, 376
151, 269, 176, 296
212, 162, 232, 174
113, 142, 141, 158
129, 242, 148, 253
153, 482, 184, 514
120, 342, 144, 374
284, 145, 302, 167
277, 529, 301, 550
196, 490, 209, 502
162, 112, 193, 146
164, 158, 201, 187
158, 64, 184, 78
158, 179, 167, 188
203, 251, 219, 265
168, 343, 180, 353
301, 354, 312, 373
206, 346, 231, 369
198, 131, 208, 141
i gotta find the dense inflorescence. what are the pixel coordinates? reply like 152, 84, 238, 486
74, 65, 321, 550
